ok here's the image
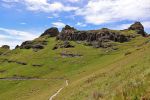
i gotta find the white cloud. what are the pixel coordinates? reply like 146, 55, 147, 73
2, 0, 78, 12
52, 22, 66, 28
142, 21, 150, 29
76, 0, 150, 25
0, 28, 39, 48
24, 0, 78, 12
76, 22, 87, 27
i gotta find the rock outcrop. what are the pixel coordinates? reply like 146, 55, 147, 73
58, 26, 129, 43
128, 22, 146, 36
52, 41, 74, 50
17, 22, 148, 50
40, 27, 59, 37
1, 45, 10, 49
19, 41, 33, 49
19, 40, 46, 50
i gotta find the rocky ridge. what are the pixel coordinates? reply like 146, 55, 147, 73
16, 22, 148, 50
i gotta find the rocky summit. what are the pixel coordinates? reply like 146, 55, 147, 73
128, 22, 146, 36
17, 22, 148, 50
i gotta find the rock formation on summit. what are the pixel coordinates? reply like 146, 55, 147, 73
17, 22, 148, 50
40, 27, 59, 37
58, 25, 129, 43
128, 22, 146, 36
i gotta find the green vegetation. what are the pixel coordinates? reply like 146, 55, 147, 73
0, 31, 150, 100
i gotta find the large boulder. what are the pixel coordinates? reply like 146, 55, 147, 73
20, 41, 33, 49
1, 45, 10, 49
41, 27, 59, 37
128, 22, 146, 36
32, 44, 44, 49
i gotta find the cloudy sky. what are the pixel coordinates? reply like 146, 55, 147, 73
0, 0, 150, 48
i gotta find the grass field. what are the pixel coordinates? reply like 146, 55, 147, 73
0, 33, 150, 100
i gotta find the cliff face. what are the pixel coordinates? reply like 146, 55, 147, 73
58, 27, 130, 43
57, 22, 147, 43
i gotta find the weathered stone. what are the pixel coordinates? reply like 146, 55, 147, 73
20, 41, 33, 49
52, 41, 74, 50
32, 44, 44, 49
128, 22, 146, 36
58, 26, 129, 43
1, 45, 10, 49
40, 27, 59, 37
60, 53, 82, 58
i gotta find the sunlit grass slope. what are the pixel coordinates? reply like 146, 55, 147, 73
0, 31, 150, 100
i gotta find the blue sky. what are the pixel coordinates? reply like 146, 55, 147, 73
0, 0, 150, 48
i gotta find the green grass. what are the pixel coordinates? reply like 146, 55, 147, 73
0, 34, 150, 100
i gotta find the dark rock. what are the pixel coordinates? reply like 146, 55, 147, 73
52, 41, 74, 50
60, 52, 82, 58
128, 22, 146, 36
52, 46, 58, 50
20, 40, 45, 50
1, 45, 10, 49
5, 59, 27, 65
62, 41, 74, 48
62, 25, 76, 31
32, 44, 44, 49
32, 64, 43, 67
58, 26, 130, 46
41, 27, 59, 37
15, 45, 20, 49
16, 61, 27, 65
20, 41, 33, 49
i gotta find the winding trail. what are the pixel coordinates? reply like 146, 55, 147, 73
49, 80, 68, 100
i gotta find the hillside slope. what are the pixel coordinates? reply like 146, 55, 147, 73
0, 22, 150, 100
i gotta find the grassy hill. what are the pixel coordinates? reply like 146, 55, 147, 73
0, 23, 150, 100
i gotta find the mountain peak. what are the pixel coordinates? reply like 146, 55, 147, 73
129, 22, 144, 30
128, 22, 146, 36
62, 25, 76, 31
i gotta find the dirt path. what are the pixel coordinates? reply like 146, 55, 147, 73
49, 80, 68, 100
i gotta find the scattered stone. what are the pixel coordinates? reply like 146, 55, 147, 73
16, 61, 27, 65
32, 64, 43, 67
52, 41, 74, 50
5, 59, 27, 65
60, 52, 82, 58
